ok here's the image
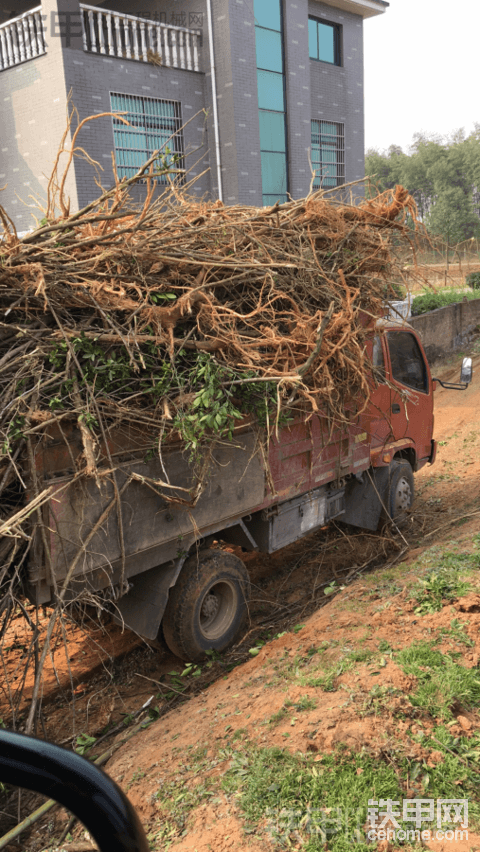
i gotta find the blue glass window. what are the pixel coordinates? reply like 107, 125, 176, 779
261, 151, 287, 195
308, 18, 341, 66
253, 0, 281, 32
255, 27, 283, 72
263, 194, 288, 206
256, 69, 284, 111
259, 111, 286, 152
254, 0, 288, 205
110, 93, 183, 182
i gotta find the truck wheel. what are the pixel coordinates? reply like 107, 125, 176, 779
162, 549, 250, 662
382, 459, 414, 526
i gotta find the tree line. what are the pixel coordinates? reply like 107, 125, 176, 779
365, 127, 480, 245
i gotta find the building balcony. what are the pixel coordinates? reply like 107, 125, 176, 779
79, 4, 202, 73
0, 6, 46, 71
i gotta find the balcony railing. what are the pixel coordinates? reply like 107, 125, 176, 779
0, 6, 46, 71
80, 4, 201, 72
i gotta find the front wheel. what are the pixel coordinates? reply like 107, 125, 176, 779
162, 549, 250, 661
381, 459, 414, 527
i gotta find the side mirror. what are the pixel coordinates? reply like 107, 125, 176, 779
460, 357, 473, 386
431, 356, 473, 391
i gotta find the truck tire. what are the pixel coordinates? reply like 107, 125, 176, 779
162, 549, 250, 662
382, 459, 414, 527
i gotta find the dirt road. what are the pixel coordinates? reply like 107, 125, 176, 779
3, 349, 480, 852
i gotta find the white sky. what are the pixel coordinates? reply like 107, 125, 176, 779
363, 0, 480, 153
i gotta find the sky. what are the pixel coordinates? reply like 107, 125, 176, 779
363, 0, 480, 154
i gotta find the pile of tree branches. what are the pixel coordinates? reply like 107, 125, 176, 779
0, 126, 419, 726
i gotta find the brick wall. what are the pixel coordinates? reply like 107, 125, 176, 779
308, 0, 365, 195
0, 0, 371, 228
0, 0, 78, 231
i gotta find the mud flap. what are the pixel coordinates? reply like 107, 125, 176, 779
341, 467, 392, 531
112, 555, 187, 641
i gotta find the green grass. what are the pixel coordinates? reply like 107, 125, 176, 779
221, 739, 480, 849
267, 696, 318, 727
396, 641, 480, 721
303, 649, 375, 692
222, 746, 402, 850
437, 618, 475, 648
151, 776, 215, 848
410, 548, 478, 614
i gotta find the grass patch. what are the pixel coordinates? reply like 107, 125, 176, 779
357, 684, 403, 718
303, 649, 375, 692
413, 570, 472, 614
222, 740, 480, 849
267, 696, 317, 727
396, 641, 480, 721
437, 618, 475, 648
151, 776, 215, 848
411, 549, 477, 614
222, 746, 402, 850
268, 706, 289, 727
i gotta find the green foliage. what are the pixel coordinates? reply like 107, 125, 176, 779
411, 288, 479, 316
1, 415, 26, 456
366, 129, 480, 243
75, 733, 97, 755
383, 280, 405, 301
466, 271, 480, 290
411, 550, 475, 613
152, 772, 214, 848
396, 641, 480, 720
304, 648, 374, 692
172, 352, 244, 454
45, 336, 285, 457
222, 746, 405, 849
150, 292, 177, 304
438, 618, 475, 648
413, 570, 472, 615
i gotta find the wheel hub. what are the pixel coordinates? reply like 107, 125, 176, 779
198, 580, 238, 640
201, 592, 219, 623
394, 476, 412, 513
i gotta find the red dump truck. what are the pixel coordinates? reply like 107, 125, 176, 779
25, 319, 472, 660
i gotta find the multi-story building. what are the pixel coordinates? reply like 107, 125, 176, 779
0, 0, 388, 230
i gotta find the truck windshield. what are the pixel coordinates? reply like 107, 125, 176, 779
387, 331, 428, 393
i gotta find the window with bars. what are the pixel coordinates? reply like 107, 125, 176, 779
308, 17, 341, 66
110, 93, 184, 183
311, 121, 345, 189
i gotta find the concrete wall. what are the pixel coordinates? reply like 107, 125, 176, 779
409, 299, 480, 365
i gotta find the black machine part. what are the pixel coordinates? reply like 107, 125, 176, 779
0, 729, 149, 852
162, 548, 250, 661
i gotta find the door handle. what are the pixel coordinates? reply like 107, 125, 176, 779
392, 403, 401, 413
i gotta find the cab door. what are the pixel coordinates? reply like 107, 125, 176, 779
384, 329, 433, 465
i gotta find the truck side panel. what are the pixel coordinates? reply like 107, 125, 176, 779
28, 431, 264, 594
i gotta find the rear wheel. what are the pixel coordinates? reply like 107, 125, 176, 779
381, 459, 414, 527
162, 549, 250, 661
